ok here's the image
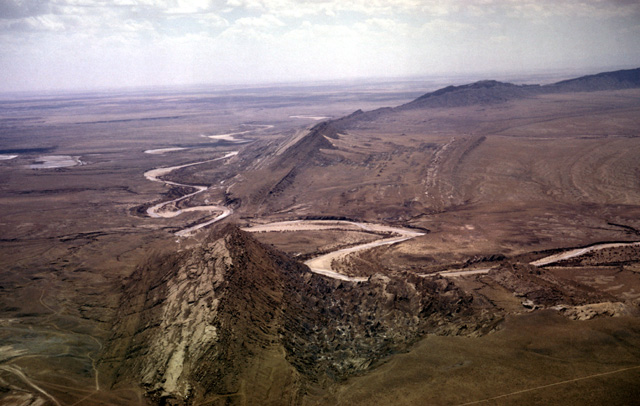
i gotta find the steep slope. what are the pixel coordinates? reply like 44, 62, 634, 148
227, 121, 340, 214
99, 225, 479, 405
99, 224, 302, 404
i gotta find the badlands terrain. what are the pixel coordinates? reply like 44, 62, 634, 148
1, 69, 640, 405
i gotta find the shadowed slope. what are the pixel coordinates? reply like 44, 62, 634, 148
549, 67, 640, 92
399, 80, 540, 109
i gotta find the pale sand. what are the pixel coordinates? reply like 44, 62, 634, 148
144, 147, 187, 155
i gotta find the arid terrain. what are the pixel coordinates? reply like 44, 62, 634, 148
1, 69, 640, 405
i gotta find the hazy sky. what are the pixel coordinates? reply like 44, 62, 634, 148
1, 0, 639, 92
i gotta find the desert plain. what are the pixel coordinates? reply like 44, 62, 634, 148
1, 72, 640, 405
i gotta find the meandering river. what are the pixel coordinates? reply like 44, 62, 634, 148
144, 152, 638, 281
144, 151, 238, 237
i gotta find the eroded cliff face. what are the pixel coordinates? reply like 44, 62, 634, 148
100, 225, 476, 405
100, 225, 302, 404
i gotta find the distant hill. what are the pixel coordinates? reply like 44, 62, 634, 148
399, 80, 540, 109
398, 67, 640, 110
547, 67, 640, 92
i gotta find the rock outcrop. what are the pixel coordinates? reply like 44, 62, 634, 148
100, 225, 477, 405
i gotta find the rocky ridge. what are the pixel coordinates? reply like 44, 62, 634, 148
396, 67, 640, 110
549, 67, 640, 92
99, 225, 481, 405
399, 80, 540, 109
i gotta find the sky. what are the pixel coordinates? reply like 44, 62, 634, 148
1, 0, 639, 92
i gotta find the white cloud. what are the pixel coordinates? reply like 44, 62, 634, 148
470, 0, 640, 18
222, 0, 427, 17
196, 13, 229, 27
166, 0, 214, 14
216, 13, 284, 41
22, 15, 66, 31
420, 18, 472, 35
1, 0, 639, 92
362, 18, 407, 33
234, 14, 285, 28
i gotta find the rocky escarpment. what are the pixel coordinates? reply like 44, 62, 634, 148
99, 225, 304, 404
99, 225, 481, 405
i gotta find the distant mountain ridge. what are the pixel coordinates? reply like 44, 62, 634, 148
547, 67, 640, 92
399, 67, 640, 109
400, 80, 539, 109
226, 66, 640, 217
